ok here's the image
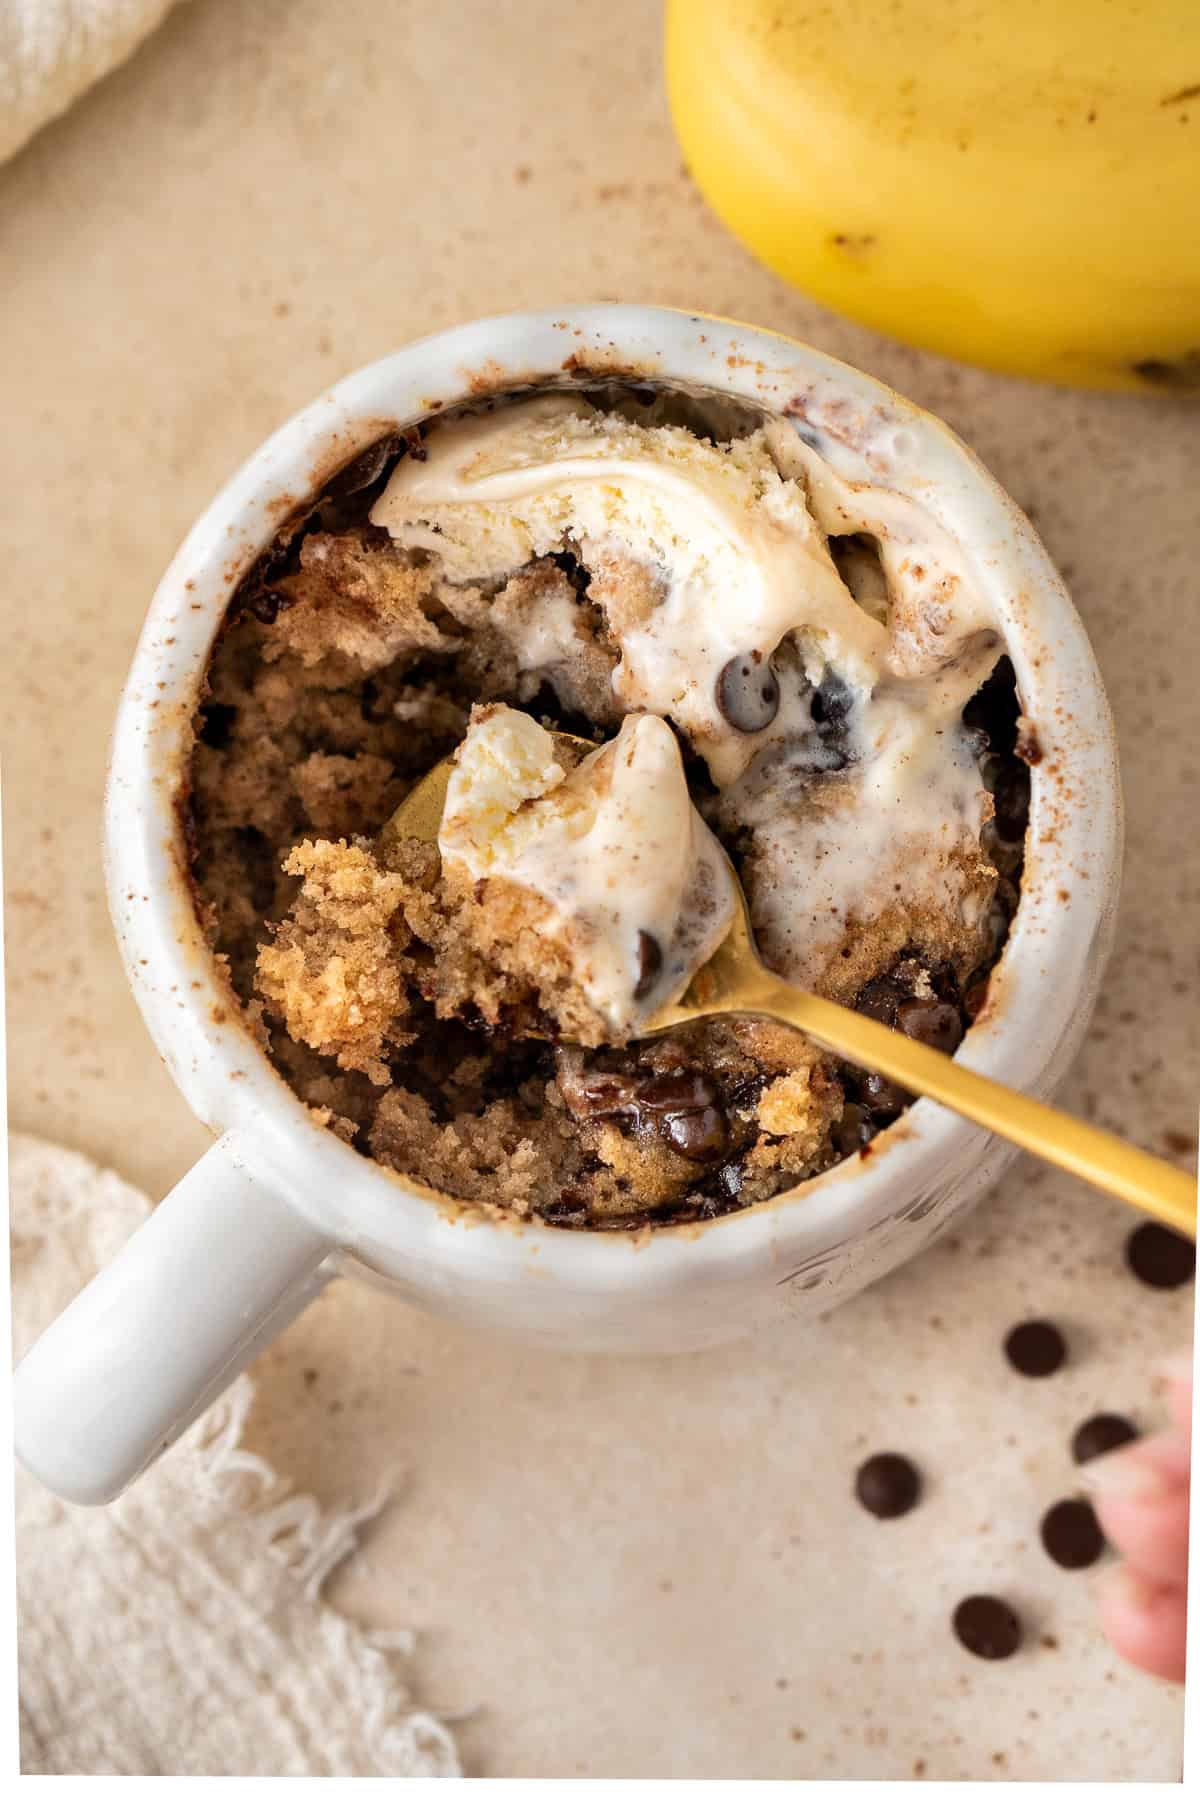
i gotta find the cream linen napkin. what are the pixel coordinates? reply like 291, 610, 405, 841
0, 0, 182, 165
11, 1131, 461, 1776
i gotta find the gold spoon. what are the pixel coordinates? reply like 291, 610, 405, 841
387, 735, 1196, 1239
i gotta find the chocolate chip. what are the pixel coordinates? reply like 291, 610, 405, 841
247, 589, 292, 625
574, 1071, 634, 1117
1040, 1498, 1106, 1569
636, 1071, 718, 1112
633, 930, 663, 1002
197, 702, 237, 748
896, 997, 964, 1056
854, 972, 907, 1026
569, 1065, 731, 1163
663, 1104, 729, 1163
726, 1074, 767, 1112
953, 1595, 1022, 1660
810, 671, 854, 727
834, 1103, 878, 1157
1071, 1413, 1139, 1464
855, 1453, 921, 1519
860, 1070, 909, 1117
1125, 1222, 1195, 1290
1004, 1319, 1067, 1377
716, 653, 780, 733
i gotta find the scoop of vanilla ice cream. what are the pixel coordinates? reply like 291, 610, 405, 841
379, 394, 1004, 999
373, 394, 883, 786
439, 706, 736, 1033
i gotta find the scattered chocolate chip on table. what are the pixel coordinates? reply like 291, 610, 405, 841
1071, 1413, 1139, 1464
1040, 1498, 1107, 1570
1003, 1318, 1068, 1377
854, 1452, 922, 1519
1125, 1223, 1195, 1291
953, 1595, 1024, 1661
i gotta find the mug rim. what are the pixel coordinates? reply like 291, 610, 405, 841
103, 303, 1122, 1293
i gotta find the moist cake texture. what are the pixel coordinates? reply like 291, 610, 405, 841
188, 384, 1032, 1228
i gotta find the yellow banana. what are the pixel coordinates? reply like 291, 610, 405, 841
666, 0, 1200, 390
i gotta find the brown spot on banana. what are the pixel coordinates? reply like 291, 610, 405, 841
1131, 352, 1200, 391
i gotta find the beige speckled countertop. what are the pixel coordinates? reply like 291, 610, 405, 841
2, 0, 1195, 1779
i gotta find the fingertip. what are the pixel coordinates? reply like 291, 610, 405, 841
1081, 1430, 1191, 1502
1090, 1481, 1191, 1587
1096, 1563, 1188, 1684
1155, 1352, 1195, 1439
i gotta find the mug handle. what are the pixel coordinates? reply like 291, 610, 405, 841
12, 1130, 336, 1505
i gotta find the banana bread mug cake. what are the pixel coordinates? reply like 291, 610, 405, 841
14, 311, 1120, 1505
188, 384, 1034, 1229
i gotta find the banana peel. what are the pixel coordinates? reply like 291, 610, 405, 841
666, 0, 1200, 391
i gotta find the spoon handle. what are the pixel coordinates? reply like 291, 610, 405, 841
740, 981, 1197, 1238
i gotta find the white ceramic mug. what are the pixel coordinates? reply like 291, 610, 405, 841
13, 306, 1122, 1505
